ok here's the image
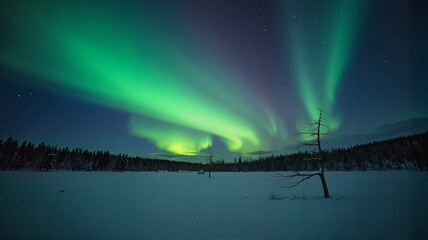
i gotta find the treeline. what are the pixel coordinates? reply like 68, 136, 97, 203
0, 132, 427, 172
231, 132, 428, 172
0, 139, 203, 172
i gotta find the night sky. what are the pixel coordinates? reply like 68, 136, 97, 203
1, 0, 427, 162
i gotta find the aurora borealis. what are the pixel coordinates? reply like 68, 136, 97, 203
282, 0, 369, 131
1, 0, 427, 161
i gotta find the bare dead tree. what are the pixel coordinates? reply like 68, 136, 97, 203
278, 108, 330, 198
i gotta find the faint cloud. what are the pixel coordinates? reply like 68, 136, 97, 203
375, 117, 428, 135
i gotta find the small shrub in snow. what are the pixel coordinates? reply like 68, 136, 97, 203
269, 194, 287, 200
290, 194, 306, 200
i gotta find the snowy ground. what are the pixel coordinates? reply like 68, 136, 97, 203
0, 171, 427, 240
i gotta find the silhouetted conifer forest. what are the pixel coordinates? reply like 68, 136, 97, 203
0, 132, 427, 172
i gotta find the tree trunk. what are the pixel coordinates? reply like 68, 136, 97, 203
319, 173, 330, 198
317, 110, 329, 198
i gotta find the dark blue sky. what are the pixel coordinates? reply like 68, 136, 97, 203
1, 0, 427, 161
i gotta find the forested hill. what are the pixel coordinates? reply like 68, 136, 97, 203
249, 132, 428, 172
0, 132, 427, 172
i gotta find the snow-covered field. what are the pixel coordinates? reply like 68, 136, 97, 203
0, 171, 427, 240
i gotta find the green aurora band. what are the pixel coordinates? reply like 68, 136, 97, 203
1, 0, 369, 157
282, 0, 369, 133
0, 0, 286, 156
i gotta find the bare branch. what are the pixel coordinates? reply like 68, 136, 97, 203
298, 126, 319, 133
299, 130, 318, 135
295, 143, 318, 150
297, 139, 317, 143
294, 145, 304, 150
301, 143, 318, 146
277, 171, 319, 178
281, 173, 319, 188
